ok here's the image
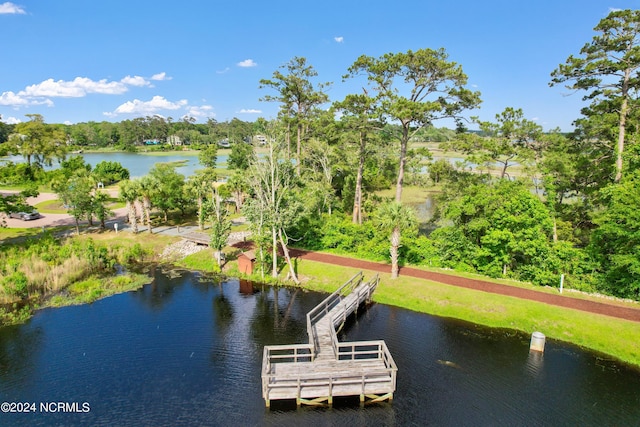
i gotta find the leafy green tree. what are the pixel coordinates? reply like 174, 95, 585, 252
245, 130, 302, 283
92, 191, 113, 229
550, 9, 640, 182
186, 170, 215, 230
148, 163, 186, 222
209, 188, 232, 267
55, 174, 95, 235
439, 180, 557, 284
225, 172, 249, 212
227, 141, 255, 170
8, 114, 67, 167
198, 143, 218, 169
333, 91, 383, 223
260, 56, 330, 176
373, 201, 417, 278
60, 156, 92, 177
345, 48, 481, 202
0, 115, 13, 144
92, 161, 130, 184
446, 107, 542, 179
589, 170, 640, 298
302, 138, 338, 215
428, 158, 455, 185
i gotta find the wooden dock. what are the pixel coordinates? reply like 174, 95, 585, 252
182, 231, 210, 245
261, 272, 397, 407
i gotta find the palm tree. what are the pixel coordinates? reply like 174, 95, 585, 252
374, 201, 417, 279
138, 175, 156, 234
119, 179, 141, 233
186, 171, 213, 231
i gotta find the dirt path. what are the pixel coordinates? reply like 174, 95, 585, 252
289, 249, 640, 323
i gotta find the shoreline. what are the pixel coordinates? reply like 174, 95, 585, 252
1, 228, 639, 367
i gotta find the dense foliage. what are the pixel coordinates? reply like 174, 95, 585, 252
2, 9, 639, 302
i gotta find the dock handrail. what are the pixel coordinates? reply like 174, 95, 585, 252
262, 272, 397, 405
306, 271, 364, 355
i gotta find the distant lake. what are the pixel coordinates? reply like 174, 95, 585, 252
1, 152, 231, 178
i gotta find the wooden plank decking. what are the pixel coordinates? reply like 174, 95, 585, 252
261, 272, 397, 407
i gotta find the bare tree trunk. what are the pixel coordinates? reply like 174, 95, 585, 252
353, 131, 366, 224
390, 226, 400, 278
197, 196, 204, 230
296, 122, 302, 176
615, 70, 630, 183
126, 201, 138, 233
271, 226, 278, 278
143, 197, 152, 233
395, 125, 409, 202
279, 228, 299, 284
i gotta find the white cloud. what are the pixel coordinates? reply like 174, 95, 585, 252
185, 105, 215, 119
121, 75, 151, 87
238, 108, 262, 114
531, 117, 539, 121
0, 91, 30, 106
237, 59, 257, 68
216, 67, 230, 74
21, 77, 128, 98
0, 2, 26, 14
334, 36, 344, 43
0, 90, 53, 107
109, 96, 188, 116
151, 72, 172, 81
1, 116, 21, 124
0, 73, 169, 108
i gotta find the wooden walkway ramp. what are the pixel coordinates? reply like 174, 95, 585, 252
261, 272, 397, 407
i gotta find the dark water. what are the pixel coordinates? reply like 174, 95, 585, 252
0, 268, 639, 426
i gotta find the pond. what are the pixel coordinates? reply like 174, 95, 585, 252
0, 268, 638, 426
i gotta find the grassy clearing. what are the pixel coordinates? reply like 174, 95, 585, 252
0, 227, 47, 240
34, 197, 124, 214
375, 185, 437, 205
295, 259, 640, 367
175, 248, 220, 272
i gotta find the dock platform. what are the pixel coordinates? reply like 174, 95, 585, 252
261, 272, 397, 407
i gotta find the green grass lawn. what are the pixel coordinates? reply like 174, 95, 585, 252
34, 197, 124, 214
375, 185, 438, 205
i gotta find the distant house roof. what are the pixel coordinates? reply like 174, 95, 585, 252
239, 250, 256, 261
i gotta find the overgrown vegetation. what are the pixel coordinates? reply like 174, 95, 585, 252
0, 231, 157, 325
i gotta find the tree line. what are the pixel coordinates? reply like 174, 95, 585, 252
2, 9, 639, 301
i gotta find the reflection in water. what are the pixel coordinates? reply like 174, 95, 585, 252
0, 269, 638, 426
525, 350, 545, 378
0, 325, 43, 386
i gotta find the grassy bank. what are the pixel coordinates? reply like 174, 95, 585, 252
293, 259, 640, 367
182, 248, 640, 368
3, 226, 638, 367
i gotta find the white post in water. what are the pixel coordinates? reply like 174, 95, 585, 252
560, 274, 564, 294
530, 332, 546, 353
114, 223, 118, 234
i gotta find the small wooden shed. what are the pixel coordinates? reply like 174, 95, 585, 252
238, 250, 256, 275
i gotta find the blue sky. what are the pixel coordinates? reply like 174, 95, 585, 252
1, 1, 638, 131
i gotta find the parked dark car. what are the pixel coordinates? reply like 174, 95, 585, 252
9, 211, 41, 221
